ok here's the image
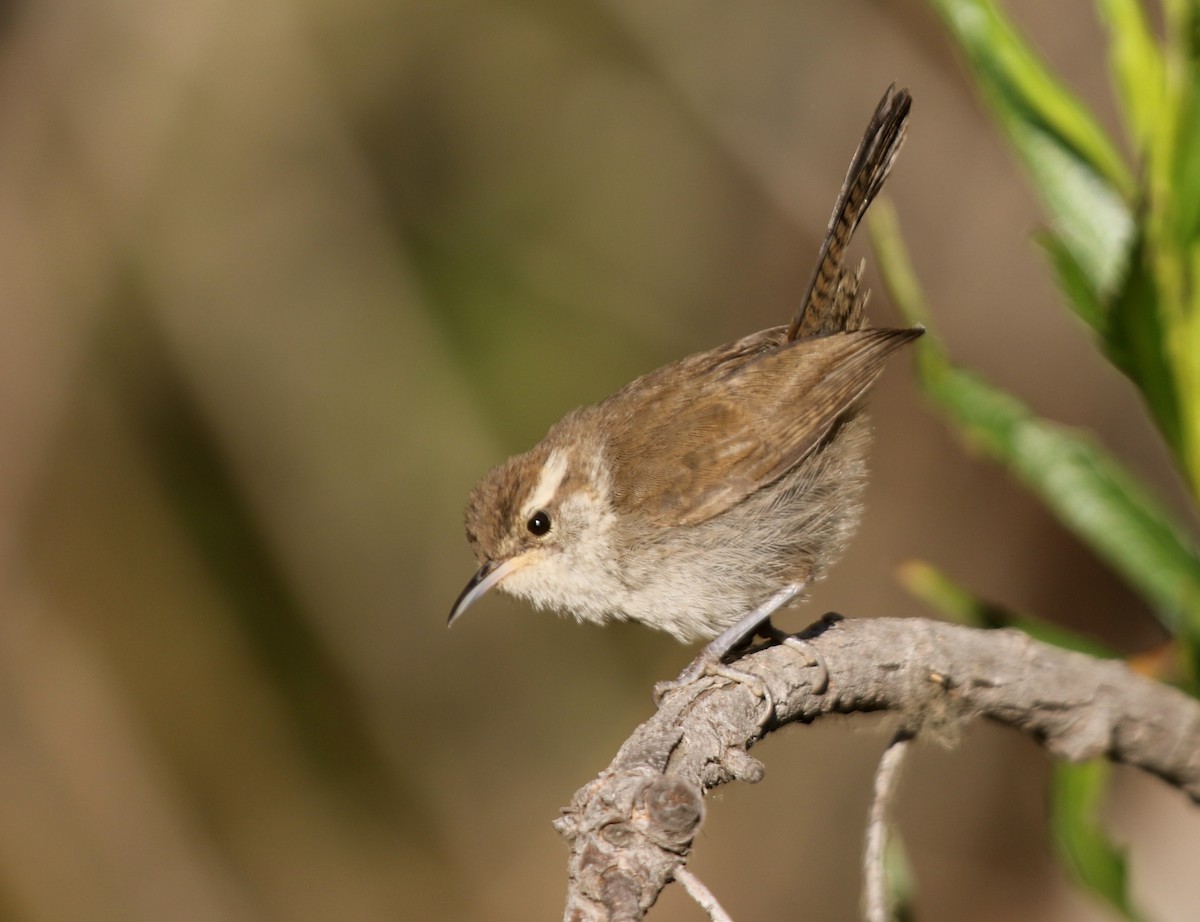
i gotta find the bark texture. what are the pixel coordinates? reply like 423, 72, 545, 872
556, 616, 1200, 921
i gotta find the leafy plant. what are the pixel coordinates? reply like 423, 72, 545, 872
872, 0, 1200, 917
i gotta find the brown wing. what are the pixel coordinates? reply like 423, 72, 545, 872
607, 327, 921, 527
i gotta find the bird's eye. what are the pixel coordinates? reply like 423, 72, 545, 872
527, 510, 552, 536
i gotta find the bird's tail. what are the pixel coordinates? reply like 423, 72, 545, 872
786, 85, 912, 341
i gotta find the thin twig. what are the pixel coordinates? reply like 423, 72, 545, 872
675, 867, 736, 922
864, 730, 912, 922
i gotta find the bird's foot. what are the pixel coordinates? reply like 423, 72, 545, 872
756, 622, 830, 694
653, 651, 776, 726
653, 585, 822, 726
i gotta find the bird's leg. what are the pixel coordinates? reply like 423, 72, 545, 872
654, 584, 826, 725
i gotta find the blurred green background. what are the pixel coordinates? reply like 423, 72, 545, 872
1, 0, 1198, 920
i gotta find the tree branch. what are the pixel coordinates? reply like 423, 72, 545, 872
555, 616, 1200, 921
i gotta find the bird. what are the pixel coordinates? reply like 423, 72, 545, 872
450, 85, 921, 705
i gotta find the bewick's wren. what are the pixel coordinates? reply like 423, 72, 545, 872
450, 86, 921, 695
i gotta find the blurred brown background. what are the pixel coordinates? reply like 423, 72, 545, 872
1, 0, 1198, 919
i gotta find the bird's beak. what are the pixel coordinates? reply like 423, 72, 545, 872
448, 556, 528, 627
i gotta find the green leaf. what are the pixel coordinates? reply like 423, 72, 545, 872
929, 0, 1135, 297
931, 0, 1197, 493
871, 204, 1200, 644
1052, 761, 1142, 920
898, 560, 1122, 659
1158, 4, 1200, 243
1039, 223, 1184, 460
1105, 231, 1185, 456
1035, 230, 1107, 334
925, 360, 1200, 641
1138, 0, 1200, 497
1096, 0, 1166, 153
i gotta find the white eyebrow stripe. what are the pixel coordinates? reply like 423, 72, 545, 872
522, 448, 569, 516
